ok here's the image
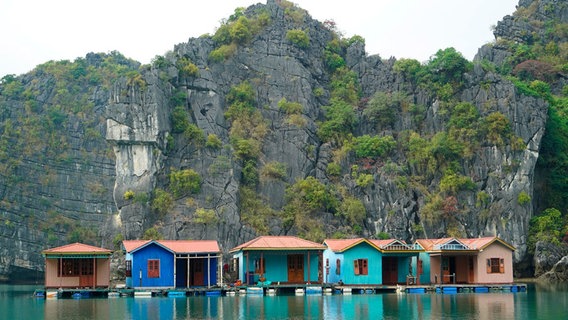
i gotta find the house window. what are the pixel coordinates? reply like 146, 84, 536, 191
148, 259, 160, 278
230, 258, 239, 273
125, 260, 132, 277
336, 259, 341, 275
255, 258, 266, 274
486, 258, 504, 274
58, 259, 80, 277
354, 259, 368, 275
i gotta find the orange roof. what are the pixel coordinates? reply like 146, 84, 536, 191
416, 237, 515, 251
159, 240, 220, 253
324, 238, 379, 252
42, 242, 112, 255
415, 238, 459, 251
122, 240, 220, 254
122, 240, 151, 252
230, 236, 326, 252
368, 239, 406, 248
460, 237, 515, 251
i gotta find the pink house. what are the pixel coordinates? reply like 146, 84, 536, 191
415, 237, 515, 285
42, 243, 112, 289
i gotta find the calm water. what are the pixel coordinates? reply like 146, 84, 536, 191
1, 283, 567, 319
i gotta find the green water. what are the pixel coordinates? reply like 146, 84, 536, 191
1, 283, 567, 319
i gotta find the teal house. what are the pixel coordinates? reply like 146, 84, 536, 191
323, 238, 422, 285
229, 236, 326, 285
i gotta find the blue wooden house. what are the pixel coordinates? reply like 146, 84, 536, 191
323, 238, 422, 285
229, 236, 326, 285
122, 240, 221, 289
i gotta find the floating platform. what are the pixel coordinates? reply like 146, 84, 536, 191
305, 286, 322, 295
167, 291, 186, 297
246, 287, 264, 295
33, 282, 527, 299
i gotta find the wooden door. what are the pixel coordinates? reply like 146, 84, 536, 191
191, 259, 205, 286
79, 259, 94, 287
382, 257, 398, 285
468, 257, 474, 283
442, 257, 450, 283
287, 254, 304, 283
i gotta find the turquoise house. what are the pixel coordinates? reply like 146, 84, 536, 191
229, 236, 326, 285
323, 238, 422, 285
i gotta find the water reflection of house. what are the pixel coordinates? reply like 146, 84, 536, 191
415, 237, 515, 284
229, 236, 325, 285
42, 242, 112, 289
122, 240, 221, 289
323, 238, 422, 285
476, 293, 515, 319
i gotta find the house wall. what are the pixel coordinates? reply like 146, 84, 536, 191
125, 252, 133, 288
237, 250, 322, 284
44, 257, 110, 288
475, 243, 514, 283
131, 244, 174, 288
429, 255, 442, 284
416, 252, 432, 284
335, 242, 382, 285
45, 259, 79, 288
323, 250, 341, 284
206, 257, 218, 286
396, 256, 411, 283
96, 258, 110, 287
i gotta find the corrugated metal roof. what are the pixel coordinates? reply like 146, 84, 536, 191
460, 237, 516, 251
323, 238, 369, 252
230, 236, 326, 252
42, 242, 112, 255
122, 240, 151, 252
159, 240, 220, 253
416, 237, 515, 251
122, 240, 220, 254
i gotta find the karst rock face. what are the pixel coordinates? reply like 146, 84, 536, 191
0, 0, 556, 281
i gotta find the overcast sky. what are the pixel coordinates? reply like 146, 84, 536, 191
0, 0, 518, 77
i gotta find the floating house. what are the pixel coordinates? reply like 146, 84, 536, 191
323, 238, 422, 285
122, 240, 221, 289
42, 242, 112, 289
415, 237, 515, 284
229, 236, 326, 285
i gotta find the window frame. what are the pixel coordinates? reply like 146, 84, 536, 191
354, 258, 368, 275
486, 258, 504, 274
148, 259, 160, 278
125, 260, 132, 277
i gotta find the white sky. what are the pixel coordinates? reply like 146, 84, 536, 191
0, 0, 518, 77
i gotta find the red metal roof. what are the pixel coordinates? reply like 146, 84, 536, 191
324, 238, 370, 252
460, 237, 516, 251
122, 240, 220, 253
122, 240, 151, 252
42, 242, 112, 255
416, 237, 515, 251
230, 236, 326, 252
159, 240, 220, 253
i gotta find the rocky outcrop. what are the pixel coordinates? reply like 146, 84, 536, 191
534, 241, 568, 277
0, 0, 559, 281
539, 255, 568, 282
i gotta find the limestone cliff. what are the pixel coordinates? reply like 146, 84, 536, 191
0, 0, 559, 281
